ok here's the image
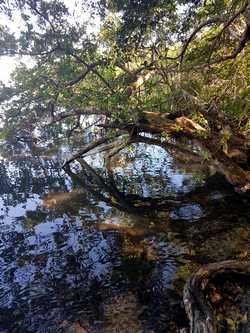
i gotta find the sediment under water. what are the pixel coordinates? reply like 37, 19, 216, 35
0, 143, 249, 332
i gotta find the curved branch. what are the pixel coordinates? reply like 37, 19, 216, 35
180, 17, 225, 64
65, 60, 106, 87
209, 20, 250, 64
183, 260, 250, 333
180, 0, 249, 65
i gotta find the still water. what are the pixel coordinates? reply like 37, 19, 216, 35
0, 143, 249, 332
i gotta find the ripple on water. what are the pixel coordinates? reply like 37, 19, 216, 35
0, 148, 248, 332
170, 203, 203, 221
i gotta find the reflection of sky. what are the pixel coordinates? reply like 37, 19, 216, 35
0, 195, 41, 218
34, 218, 64, 236
170, 204, 203, 221
108, 143, 198, 197
0, 153, 202, 332
14, 263, 37, 288
84, 142, 199, 198
86, 238, 113, 280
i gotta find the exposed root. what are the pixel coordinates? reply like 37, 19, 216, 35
183, 260, 250, 333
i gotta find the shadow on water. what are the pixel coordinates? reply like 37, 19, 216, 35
0, 142, 249, 332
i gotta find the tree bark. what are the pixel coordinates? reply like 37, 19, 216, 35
183, 260, 250, 333
131, 112, 250, 193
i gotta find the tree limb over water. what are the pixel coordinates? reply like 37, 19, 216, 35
0, 0, 249, 194
63, 110, 249, 192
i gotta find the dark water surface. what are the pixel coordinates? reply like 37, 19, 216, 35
0, 143, 249, 332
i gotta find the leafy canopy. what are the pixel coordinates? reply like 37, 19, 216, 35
0, 0, 249, 146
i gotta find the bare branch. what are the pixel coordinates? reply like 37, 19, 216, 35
65, 60, 109, 87
180, 0, 249, 65
63, 136, 109, 166
180, 17, 226, 64
68, 52, 115, 93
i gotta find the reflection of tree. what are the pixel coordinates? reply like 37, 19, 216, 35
0, 223, 122, 332
64, 154, 242, 224
0, 155, 179, 331
0, 150, 248, 332
66, 136, 208, 196
0, 209, 181, 332
0, 157, 67, 207
65, 157, 181, 217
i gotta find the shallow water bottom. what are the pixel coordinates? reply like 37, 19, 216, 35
0, 150, 249, 333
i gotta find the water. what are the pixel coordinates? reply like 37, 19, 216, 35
0, 143, 249, 332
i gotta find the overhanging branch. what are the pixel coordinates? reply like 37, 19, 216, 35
49, 107, 110, 124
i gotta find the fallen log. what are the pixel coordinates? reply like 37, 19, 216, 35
183, 260, 250, 333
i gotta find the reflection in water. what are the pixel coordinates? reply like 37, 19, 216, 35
0, 144, 249, 333
86, 143, 203, 198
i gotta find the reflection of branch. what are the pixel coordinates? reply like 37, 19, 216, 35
83, 117, 103, 131
63, 136, 109, 166
96, 223, 148, 237
63, 164, 110, 204
67, 115, 80, 138
65, 157, 176, 214
77, 158, 132, 210
65, 146, 228, 217
64, 160, 133, 211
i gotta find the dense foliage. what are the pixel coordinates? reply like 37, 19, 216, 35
0, 0, 249, 190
